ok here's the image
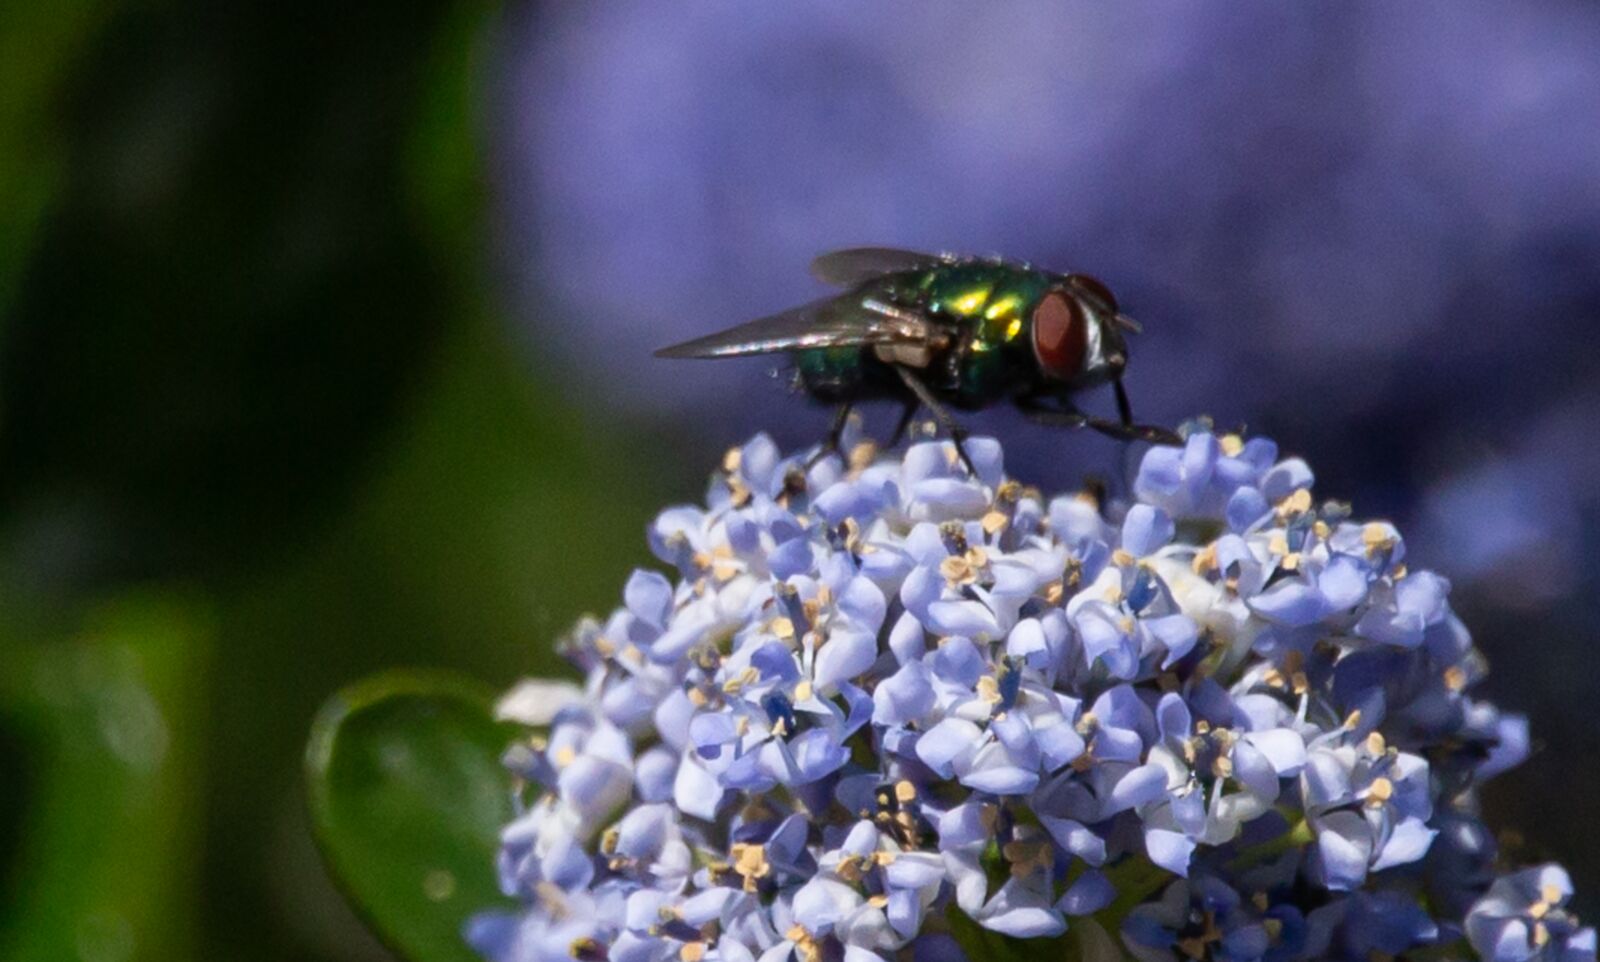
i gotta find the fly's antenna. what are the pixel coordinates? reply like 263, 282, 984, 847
1113, 314, 1143, 335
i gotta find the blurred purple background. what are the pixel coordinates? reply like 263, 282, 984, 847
487, 0, 1600, 874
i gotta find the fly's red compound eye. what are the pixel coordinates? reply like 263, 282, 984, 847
1031, 289, 1088, 379
1069, 273, 1119, 314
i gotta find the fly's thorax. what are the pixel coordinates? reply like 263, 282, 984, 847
923, 266, 1054, 404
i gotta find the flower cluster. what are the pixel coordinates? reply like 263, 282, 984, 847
468, 424, 1591, 962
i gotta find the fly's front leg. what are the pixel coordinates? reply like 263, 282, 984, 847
1113, 377, 1135, 428
1016, 394, 1181, 446
892, 365, 978, 476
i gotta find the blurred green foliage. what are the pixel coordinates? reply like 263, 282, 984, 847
0, 0, 678, 960
306, 671, 518, 962
0, 595, 210, 962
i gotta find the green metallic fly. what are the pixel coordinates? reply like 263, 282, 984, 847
656, 248, 1180, 469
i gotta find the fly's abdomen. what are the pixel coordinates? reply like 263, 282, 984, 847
796, 345, 868, 400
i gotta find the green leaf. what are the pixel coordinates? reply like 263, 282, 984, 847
306, 670, 522, 962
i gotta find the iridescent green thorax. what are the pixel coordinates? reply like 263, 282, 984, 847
920, 263, 1052, 402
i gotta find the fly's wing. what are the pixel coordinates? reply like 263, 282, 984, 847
655, 295, 937, 359
809, 247, 950, 287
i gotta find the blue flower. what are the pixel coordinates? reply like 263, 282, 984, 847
1300, 728, 1436, 890
1123, 877, 1272, 962
472, 428, 1590, 962
1468, 865, 1597, 962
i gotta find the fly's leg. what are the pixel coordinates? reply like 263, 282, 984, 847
1113, 376, 1135, 428
893, 365, 978, 476
806, 403, 853, 468
885, 398, 920, 450
1016, 394, 1181, 446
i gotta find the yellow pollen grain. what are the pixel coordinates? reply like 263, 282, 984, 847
1443, 665, 1468, 691
939, 555, 974, 585
1282, 488, 1312, 515
1262, 667, 1286, 689
1543, 883, 1566, 906
686, 688, 708, 708
1220, 434, 1245, 457
680, 943, 706, 962
1281, 551, 1301, 571
1291, 671, 1309, 695
1366, 777, 1394, 805
1112, 548, 1136, 567
1268, 533, 1290, 557
966, 546, 989, 568
1362, 523, 1395, 553
1263, 918, 1284, 941
1212, 756, 1234, 779
1252, 891, 1271, 911
722, 448, 742, 473
713, 561, 740, 581
1535, 921, 1552, 948
1365, 731, 1387, 756
976, 675, 1002, 704
1532, 900, 1552, 920
1392, 564, 1408, 580
836, 854, 866, 883
1044, 580, 1065, 604
981, 510, 1009, 535
553, 746, 577, 768
1343, 710, 1363, 730
731, 843, 771, 891
848, 441, 877, 472
770, 616, 795, 639
868, 894, 890, 909
1193, 543, 1218, 574
895, 780, 917, 803
1313, 520, 1331, 539
794, 680, 813, 703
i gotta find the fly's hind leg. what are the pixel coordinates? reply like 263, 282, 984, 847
1017, 394, 1181, 446
893, 365, 978, 476
885, 397, 920, 450
806, 402, 854, 468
